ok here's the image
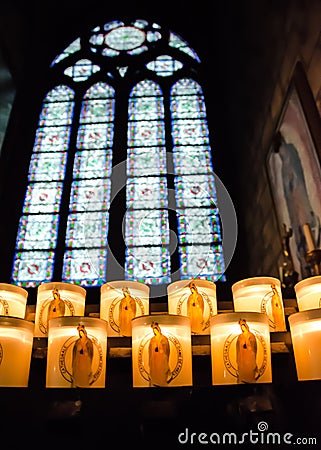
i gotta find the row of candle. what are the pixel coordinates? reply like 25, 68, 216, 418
1, 275, 321, 387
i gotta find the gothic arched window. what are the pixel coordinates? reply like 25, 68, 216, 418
10, 19, 226, 289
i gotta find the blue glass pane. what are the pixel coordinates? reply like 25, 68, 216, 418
66, 212, 109, 247
125, 246, 171, 284
177, 208, 221, 244
125, 209, 169, 246
12, 250, 55, 288
73, 149, 112, 179
172, 145, 213, 174
62, 248, 107, 286
16, 214, 59, 249
178, 244, 225, 282
127, 176, 168, 209
127, 146, 167, 176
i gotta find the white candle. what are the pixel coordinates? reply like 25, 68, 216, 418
35, 282, 86, 337
303, 223, 316, 252
210, 312, 272, 385
0, 317, 34, 387
0, 283, 28, 319
167, 279, 218, 335
46, 316, 108, 388
100, 280, 150, 337
289, 309, 321, 380
294, 276, 321, 311
232, 276, 286, 332
131, 314, 192, 388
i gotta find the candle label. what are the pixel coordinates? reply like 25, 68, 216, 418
137, 322, 183, 387
260, 284, 286, 331
0, 297, 9, 316
176, 281, 215, 334
58, 325, 104, 388
39, 288, 75, 335
223, 319, 268, 384
108, 286, 145, 336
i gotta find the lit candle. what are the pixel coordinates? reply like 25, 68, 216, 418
167, 279, 217, 335
303, 223, 316, 252
289, 308, 321, 380
0, 317, 34, 387
100, 280, 150, 337
294, 276, 321, 311
232, 276, 286, 332
210, 312, 272, 385
0, 283, 28, 319
46, 316, 108, 388
35, 282, 86, 337
131, 314, 192, 388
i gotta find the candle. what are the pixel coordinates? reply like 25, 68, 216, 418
210, 312, 272, 385
35, 282, 86, 337
294, 276, 321, 311
46, 316, 108, 388
289, 308, 321, 380
303, 223, 316, 252
100, 280, 150, 337
0, 317, 34, 387
167, 279, 217, 335
131, 314, 192, 388
0, 283, 28, 319
232, 276, 286, 332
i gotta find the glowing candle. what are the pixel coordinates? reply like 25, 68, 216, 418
302, 223, 316, 252
0, 317, 34, 387
46, 316, 108, 388
0, 283, 28, 319
100, 280, 150, 337
232, 276, 286, 332
167, 279, 217, 335
289, 308, 321, 380
131, 314, 192, 388
35, 282, 86, 338
294, 276, 321, 311
210, 312, 272, 385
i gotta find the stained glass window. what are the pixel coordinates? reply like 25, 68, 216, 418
12, 85, 74, 287
125, 80, 170, 284
10, 18, 225, 290
171, 79, 225, 281
62, 82, 115, 286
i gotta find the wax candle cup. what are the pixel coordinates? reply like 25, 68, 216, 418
289, 308, 321, 381
0, 317, 34, 387
0, 283, 28, 319
100, 280, 150, 337
210, 312, 272, 385
46, 316, 108, 388
232, 276, 286, 332
35, 282, 86, 337
294, 276, 321, 311
131, 314, 192, 388
167, 279, 217, 335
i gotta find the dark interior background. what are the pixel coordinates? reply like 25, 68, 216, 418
1, 0, 321, 447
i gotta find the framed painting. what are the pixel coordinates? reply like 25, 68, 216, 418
267, 64, 321, 279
